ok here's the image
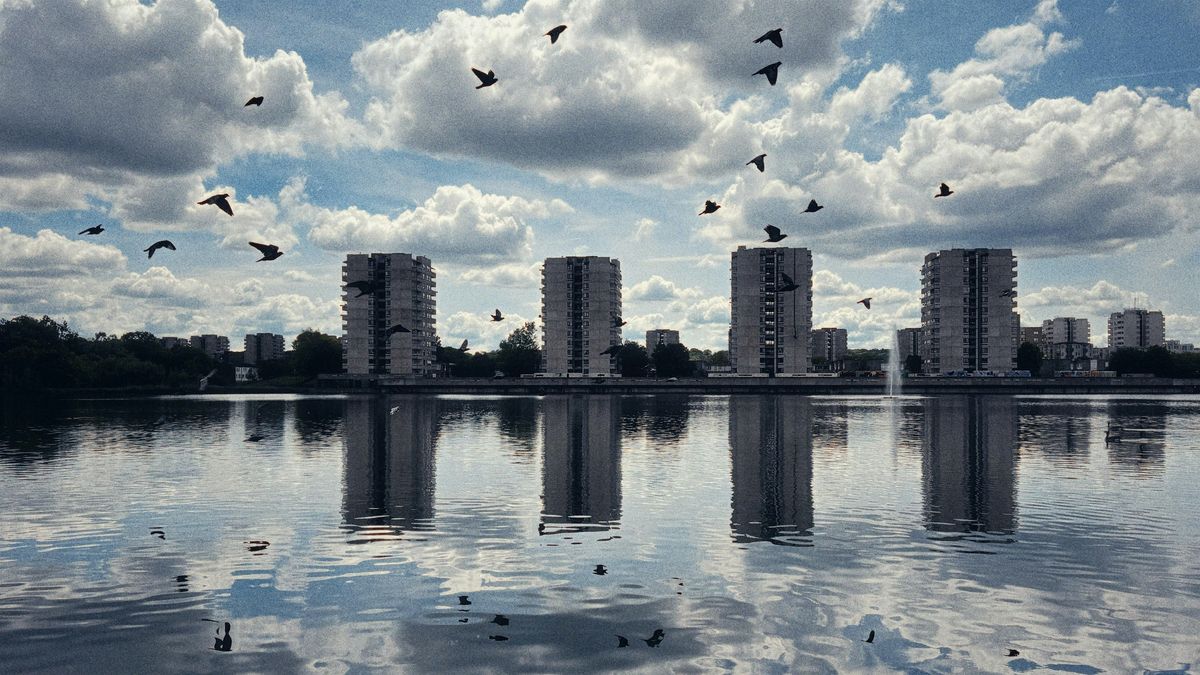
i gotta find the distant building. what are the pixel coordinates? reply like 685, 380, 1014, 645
1019, 325, 1046, 351
244, 333, 286, 364
1165, 339, 1196, 353
810, 327, 848, 371
342, 253, 437, 376
645, 329, 680, 355
1042, 317, 1090, 346
1107, 308, 1165, 350
920, 248, 1018, 374
541, 256, 622, 375
730, 246, 812, 375
897, 328, 921, 360
234, 366, 258, 382
1041, 317, 1091, 369
160, 336, 186, 350
189, 334, 230, 358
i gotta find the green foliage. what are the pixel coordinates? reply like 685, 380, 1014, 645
615, 341, 650, 377
652, 343, 694, 378
710, 350, 730, 367
904, 354, 923, 374
844, 348, 888, 371
495, 322, 541, 376
1016, 342, 1043, 372
292, 329, 343, 379
458, 352, 498, 377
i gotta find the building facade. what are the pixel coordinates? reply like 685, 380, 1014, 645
541, 256, 622, 375
810, 327, 848, 371
645, 329, 680, 355
897, 328, 921, 361
1019, 325, 1046, 351
1107, 308, 1166, 350
189, 334, 230, 357
920, 248, 1018, 374
244, 333, 286, 364
342, 253, 437, 376
730, 246, 813, 374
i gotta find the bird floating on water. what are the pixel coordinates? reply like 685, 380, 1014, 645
643, 629, 665, 647
754, 28, 783, 48
864, 629, 875, 644
754, 62, 781, 86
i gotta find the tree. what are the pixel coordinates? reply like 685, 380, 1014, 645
652, 343, 694, 378
292, 330, 342, 379
1016, 342, 1043, 373
1108, 346, 1173, 377
458, 352, 498, 377
615, 341, 649, 377
710, 350, 730, 367
495, 322, 541, 375
904, 354, 923, 374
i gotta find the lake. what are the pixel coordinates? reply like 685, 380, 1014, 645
1, 394, 1198, 673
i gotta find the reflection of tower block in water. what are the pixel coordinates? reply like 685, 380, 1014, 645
540, 396, 622, 535
922, 396, 1017, 535
729, 397, 814, 546
342, 397, 437, 540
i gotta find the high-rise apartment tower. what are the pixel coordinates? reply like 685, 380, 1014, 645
342, 253, 437, 376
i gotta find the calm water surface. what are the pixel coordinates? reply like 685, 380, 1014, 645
1, 394, 1198, 673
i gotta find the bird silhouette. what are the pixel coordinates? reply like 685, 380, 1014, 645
245, 540, 270, 552
144, 240, 176, 258
1006, 649, 1020, 657
643, 629, 665, 647
754, 62, 781, 85
488, 635, 509, 641
150, 528, 166, 539
491, 615, 510, 626
864, 629, 875, 644
244, 96, 263, 107
613, 317, 627, 328
935, 182, 954, 198
699, 200, 721, 215
546, 24, 567, 43
754, 28, 783, 48
593, 564, 607, 575
999, 289, 1014, 297
249, 242, 283, 261
491, 309, 504, 322
79, 225, 105, 235
198, 193, 234, 216
459, 339, 469, 351
213, 622, 232, 652
472, 68, 498, 88
857, 297, 872, 310
616, 635, 630, 648
1105, 428, 1121, 444
459, 595, 472, 606
747, 153, 766, 172
345, 280, 380, 298
776, 272, 799, 293
803, 199, 823, 213
246, 433, 266, 442
386, 324, 411, 337
600, 344, 620, 356
763, 225, 787, 243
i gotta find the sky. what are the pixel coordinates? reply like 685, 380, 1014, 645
3, 0, 1200, 351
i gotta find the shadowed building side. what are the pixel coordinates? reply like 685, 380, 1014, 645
730, 246, 813, 375
343, 396, 437, 536
541, 256, 622, 375
541, 395, 621, 533
920, 248, 1018, 374
922, 396, 1017, 534
342, 253, 437, 376
729, 396, 814, 546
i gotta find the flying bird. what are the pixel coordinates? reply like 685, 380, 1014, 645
386, 323, 411, 337
545, 24, 567, 43
643, 629, 665, 648
935, 182, 954, 198
1006, 649, 1020, 657
459, 339, 469, 351
763, 225, 787, 243
491, 309, 504, 322
144, 240, 176, 258
776, 272, 799, 293
79, 225, 105, 235
248, 242, 283, 261
747, 153, 766, 172
472, 68, 498, 88
804, 199, 823, 213
754, 28, 783, 48
865, 630, 875, 644
858, 297, 872, 310
612, 317, 627, 328
199, 369, 217, 392
345, 280, 379, 298
699, 200, 721, 215
198, 193, 233, 216
244, 96, 263, 107
754, 62, 782, 86
600, 344, 620, 356
1000, 289, 1014, 297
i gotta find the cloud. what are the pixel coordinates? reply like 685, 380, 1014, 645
351, 0, 895, 181
810, 270, 919, 347
625, 275, 703, 302
633, 218, 657, 242
458, 261, 542, 288
0, 0, 360, 221
287, 179, 567, 264
0, 227, 126, 278
441, 310, 537, 351
110, 266, 212, 307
